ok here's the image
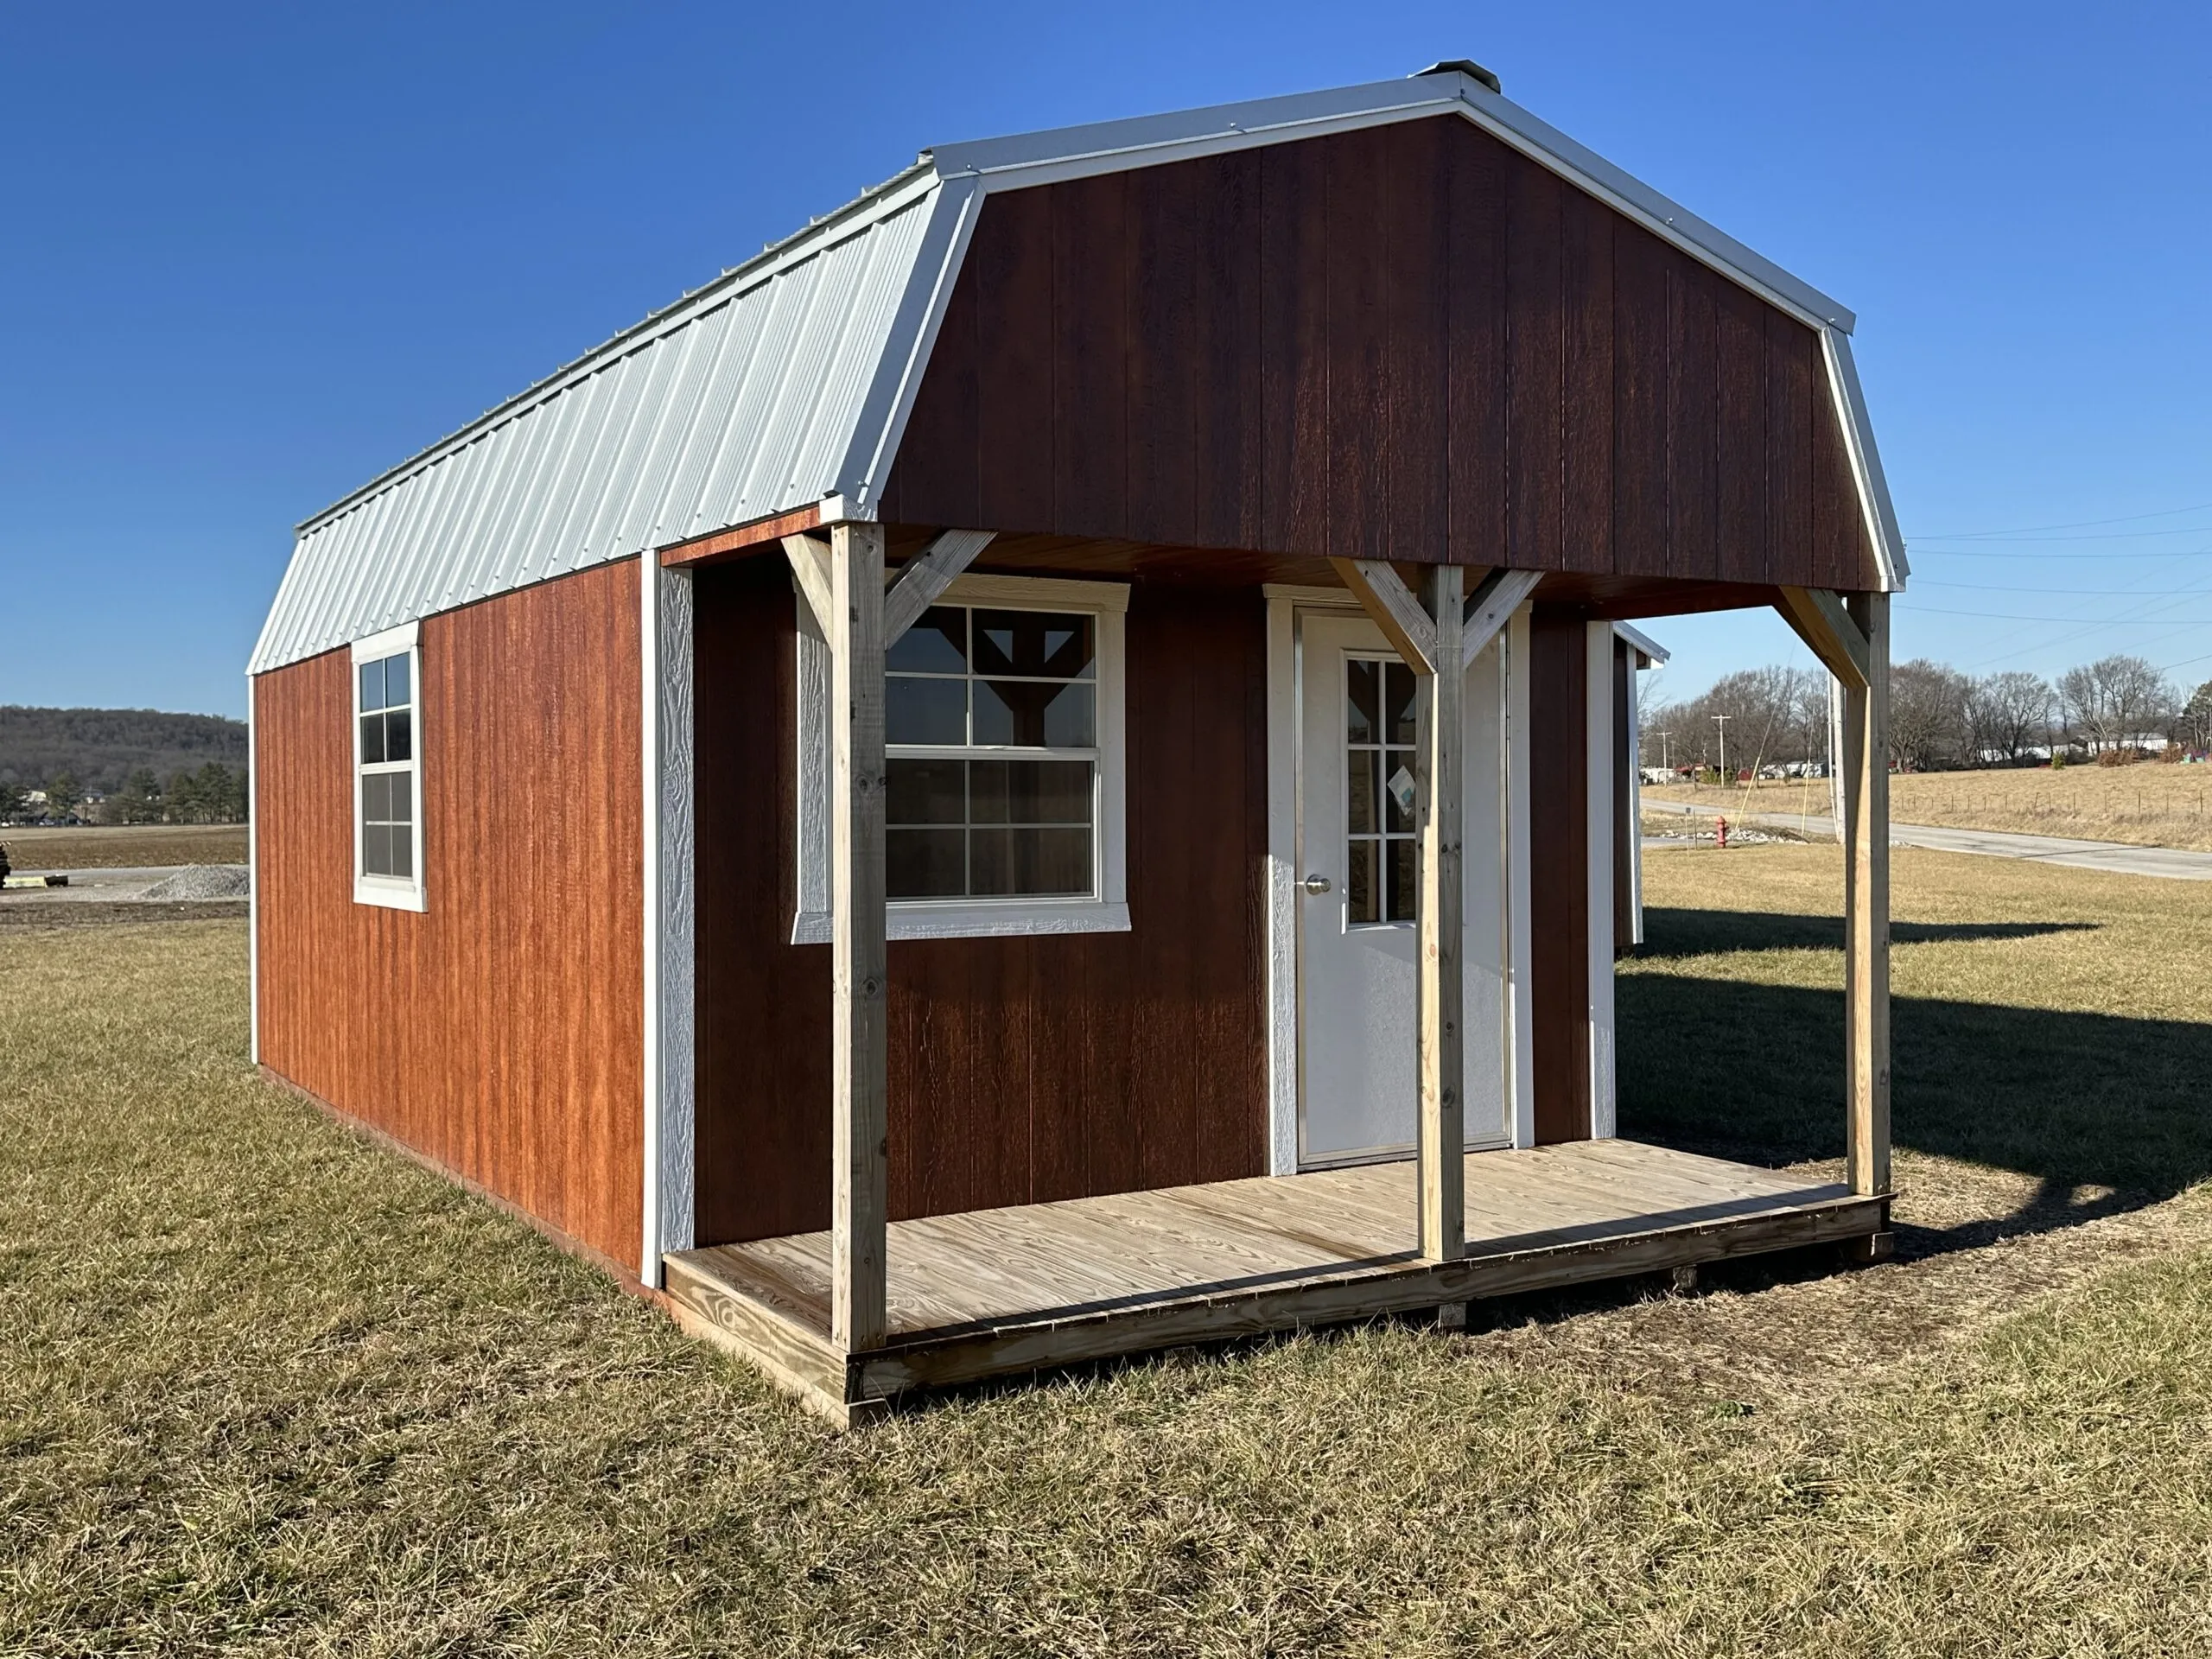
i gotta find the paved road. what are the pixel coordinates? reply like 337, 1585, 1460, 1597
1642, 798, 2212, 881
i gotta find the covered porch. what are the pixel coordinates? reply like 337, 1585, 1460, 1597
664, 1137, 1886, 1423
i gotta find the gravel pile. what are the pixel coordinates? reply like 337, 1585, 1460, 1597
138, 865, 251, 901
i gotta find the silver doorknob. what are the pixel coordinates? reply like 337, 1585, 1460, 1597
1302, 874, 1332, 895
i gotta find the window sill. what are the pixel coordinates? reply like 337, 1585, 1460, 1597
354, 879, 427, 913
790, 900, 1130, 944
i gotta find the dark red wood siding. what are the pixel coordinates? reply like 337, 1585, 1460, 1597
880, 113, 1878, 591
255, 559, 646, 1271
1528, 610, 1592, 1143
690, 556, 1268, 1244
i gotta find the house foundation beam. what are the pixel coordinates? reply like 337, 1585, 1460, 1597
1841, 590, 1891, 1198
829, 522, 890, 1353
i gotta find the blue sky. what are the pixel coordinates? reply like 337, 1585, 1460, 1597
3, 2, 2209, 718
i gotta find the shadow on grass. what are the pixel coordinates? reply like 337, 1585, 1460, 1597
1621, 906, 2209, 1261
1634, 906, 2098, 962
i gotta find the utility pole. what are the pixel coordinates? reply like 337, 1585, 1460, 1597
1713, 714, 1731, 785
1655, 729, 1673, 775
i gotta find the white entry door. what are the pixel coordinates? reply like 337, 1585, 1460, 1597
1297, 611, 1510, 1166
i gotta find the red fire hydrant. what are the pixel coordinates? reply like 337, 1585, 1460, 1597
1717, 816, 1729, 850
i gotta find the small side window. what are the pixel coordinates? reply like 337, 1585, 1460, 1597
353, 624, 424, 911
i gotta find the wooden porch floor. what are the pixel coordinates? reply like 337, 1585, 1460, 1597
664, 1140, 1887, 1424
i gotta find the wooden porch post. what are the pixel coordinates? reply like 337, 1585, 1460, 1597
1417, 565, 1466, 1263
829, 521, 889, 1353
1841, 590, 1891, 1198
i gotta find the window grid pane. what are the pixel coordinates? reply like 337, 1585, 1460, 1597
358, 648, 418, 888
884, 601, 1100, 906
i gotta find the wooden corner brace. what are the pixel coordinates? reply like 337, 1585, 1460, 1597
788, 530, 996, 647
1776, 587, 1871, 691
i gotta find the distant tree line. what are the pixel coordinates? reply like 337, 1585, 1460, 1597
0, 762, 248, 825
0, 704, 246, 796
1643, 653, 2212, 776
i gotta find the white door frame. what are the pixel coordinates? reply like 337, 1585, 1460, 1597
1262, 584, 1535, 1175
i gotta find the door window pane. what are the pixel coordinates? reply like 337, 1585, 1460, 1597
1345, 659, 1377, 746
1346, 839, 1378, 925
1387, 838, 1416, 923
1385, 662, 1416, 744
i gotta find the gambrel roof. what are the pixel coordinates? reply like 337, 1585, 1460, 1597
251, 66, 1903, 674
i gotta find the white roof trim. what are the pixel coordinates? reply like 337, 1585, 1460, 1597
1612, 621, 1670, 665
1821, 328, 1909, 589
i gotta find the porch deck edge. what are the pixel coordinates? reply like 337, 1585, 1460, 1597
662, 1188, 1889, 1417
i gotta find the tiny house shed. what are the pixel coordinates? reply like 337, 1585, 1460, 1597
250, 64, 1903, 1425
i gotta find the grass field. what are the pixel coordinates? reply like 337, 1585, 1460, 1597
2, 822, 249, 869
1649, 762, 2212, 850
4, 847, 2212, 1655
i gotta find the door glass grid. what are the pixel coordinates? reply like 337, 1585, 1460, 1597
1344, 657, 1417, 925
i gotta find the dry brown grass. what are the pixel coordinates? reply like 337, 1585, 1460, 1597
2, 822, 249, 869
4, 851, 2212, 1655
1649, 762, 2212, 850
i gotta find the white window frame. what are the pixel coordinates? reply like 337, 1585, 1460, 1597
792, 573, 1130, 942
352, 620, 426, 912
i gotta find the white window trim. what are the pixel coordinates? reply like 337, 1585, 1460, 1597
792, 573, 1130, 943
352, 620, 426, 912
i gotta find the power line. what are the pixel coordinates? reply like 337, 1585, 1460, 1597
1911, 500, 2212, 538
1911, 524, 2212, 544
1912, 577, 2212, 595
1902, 604, 2212, 622
1903, 544, 2212, 561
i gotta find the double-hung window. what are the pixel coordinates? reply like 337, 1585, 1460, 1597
791, 574, 1128, 941
353, 621, 425, 911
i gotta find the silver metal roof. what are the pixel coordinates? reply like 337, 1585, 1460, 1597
252, 67, 1897, 675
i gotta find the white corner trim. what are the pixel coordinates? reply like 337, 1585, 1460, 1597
1504, 607, 1535, 1149
246, 672, 260, 1065
938, 572, 1131, 612
349, 619, 420, 661
1821, 327, 1910, 588
641, 560, 696, 1284
1261, 582, 1359, 607
1263, 591, 1301, 1176
1586, 621, 1617, 1140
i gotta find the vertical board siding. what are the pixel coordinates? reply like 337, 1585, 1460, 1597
881, 113, 1878, 590
1528, 610, 1592, 1143
690, 559, 1268, 1245
255, 559, 646, 1269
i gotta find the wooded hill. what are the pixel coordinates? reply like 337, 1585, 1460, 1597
0, 706, 248, 794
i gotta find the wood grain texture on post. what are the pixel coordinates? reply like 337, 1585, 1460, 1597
830, 521, 889, 1353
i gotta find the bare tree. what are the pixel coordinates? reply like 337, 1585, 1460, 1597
1890, 659, 1971, 771
1966, 670, 2053, 765
2061, 655, 2175, 753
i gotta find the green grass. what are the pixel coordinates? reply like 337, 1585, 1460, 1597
4, 849, 2212, 1656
